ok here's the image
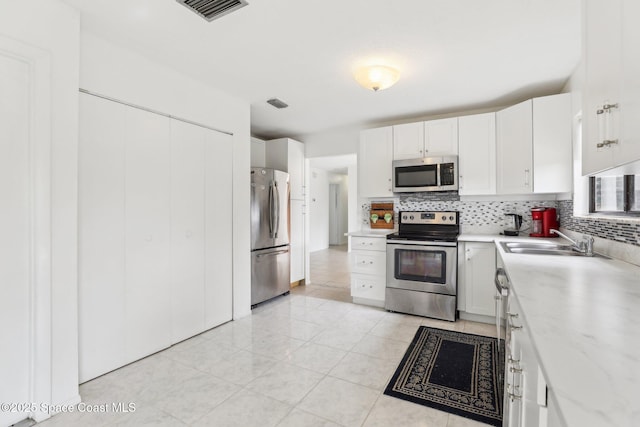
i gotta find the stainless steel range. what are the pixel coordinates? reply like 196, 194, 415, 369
385, 211, 459, 321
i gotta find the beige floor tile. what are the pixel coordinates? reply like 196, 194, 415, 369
463, 320, 498, 338
297, 377, 379, 427
289, 342, 347, 374
246, 362, 324, 406
197, 389, 291, 427
328, 352, 397, 390
446, 413, 491, 426
276, 408, 341, 427
363, 395, 449, 427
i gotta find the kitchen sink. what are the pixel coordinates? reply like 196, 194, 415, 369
499, 241, 608, 258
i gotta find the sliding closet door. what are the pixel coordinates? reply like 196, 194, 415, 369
78, 93, 126, 382
205, 130, 233, 328
123, 106, 172, 362
170, 119, 206, 343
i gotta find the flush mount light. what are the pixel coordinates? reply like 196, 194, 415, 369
354, 65, 400, 92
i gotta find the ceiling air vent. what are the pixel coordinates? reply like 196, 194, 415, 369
176, 0, 248, 22
267, 98, 289, 109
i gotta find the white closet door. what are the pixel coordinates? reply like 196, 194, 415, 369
78, 93, 126, 382
170, 119, 206, 343
205, 130, 233, 329
124, 106, 172, 362
0, 54, 30, 427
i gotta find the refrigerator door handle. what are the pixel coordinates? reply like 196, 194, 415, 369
274, 181, 280, 239
268, 181, 275, 238
256, 249, 289, 258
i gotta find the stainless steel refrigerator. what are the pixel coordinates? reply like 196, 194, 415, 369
251, 168, 290, 306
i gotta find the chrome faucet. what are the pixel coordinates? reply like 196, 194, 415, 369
550, 229, 595, 256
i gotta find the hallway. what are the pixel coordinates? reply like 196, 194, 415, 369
291, 245, 351, 303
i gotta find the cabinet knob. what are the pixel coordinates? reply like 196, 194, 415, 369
145, 235, 153, 242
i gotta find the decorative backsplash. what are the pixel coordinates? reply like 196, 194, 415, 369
362, 193, 640, 246
557, 200, 640, 246
363, 192, 558, 234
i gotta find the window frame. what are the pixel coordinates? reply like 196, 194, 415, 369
589, 175, 639, 216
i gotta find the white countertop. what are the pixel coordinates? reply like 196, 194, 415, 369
346, 229, 395, 238
496, 241, 640, 427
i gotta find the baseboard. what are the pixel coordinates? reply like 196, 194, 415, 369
352, 297, 385, 308
459, 311, 495, 325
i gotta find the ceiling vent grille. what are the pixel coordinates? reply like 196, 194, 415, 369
176, 0, 248, 22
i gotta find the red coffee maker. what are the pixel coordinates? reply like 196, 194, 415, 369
530, 207, 558, 237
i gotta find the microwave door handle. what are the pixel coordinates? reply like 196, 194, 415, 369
436, 163, 441, 188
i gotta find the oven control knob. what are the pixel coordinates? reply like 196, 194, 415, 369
441, 215, 446, 221
402, 215, 407, 220
449, 215, 454, 221
409, 215, 414, 220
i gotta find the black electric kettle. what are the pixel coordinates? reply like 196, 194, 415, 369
504, 213, 523, 236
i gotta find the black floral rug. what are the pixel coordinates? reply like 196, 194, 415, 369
384, 326, 504, 426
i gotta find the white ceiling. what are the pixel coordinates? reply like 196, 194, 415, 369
62, 0, 581, 140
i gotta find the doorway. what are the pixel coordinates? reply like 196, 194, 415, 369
0, 35, 53, 426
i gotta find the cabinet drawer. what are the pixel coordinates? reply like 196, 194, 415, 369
351, 251, 386, 275
351, 274, 386, 301
351, 236, 386, 252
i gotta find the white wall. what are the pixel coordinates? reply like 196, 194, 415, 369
251, 137, 266, 167
0, 0, 80, 410
347, 164, 359, 234
308, 168, 330, 252
301, 126, 360, 158
79, 32, 252, 319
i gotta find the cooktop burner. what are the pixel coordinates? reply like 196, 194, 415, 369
388, 210, 460, 242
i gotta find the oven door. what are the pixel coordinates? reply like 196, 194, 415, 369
386, 240, 457, 295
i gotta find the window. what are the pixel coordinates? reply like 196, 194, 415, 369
590, 175, 639, 215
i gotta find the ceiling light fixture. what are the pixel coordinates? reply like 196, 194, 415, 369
354, 65, 400, 92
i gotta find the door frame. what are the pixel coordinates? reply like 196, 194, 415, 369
0, 35, 53, 423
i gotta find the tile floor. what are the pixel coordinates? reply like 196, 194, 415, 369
35, 246, 497, 427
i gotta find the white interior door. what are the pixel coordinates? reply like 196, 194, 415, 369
0, 51, 31, 427
170, 119, 206, 342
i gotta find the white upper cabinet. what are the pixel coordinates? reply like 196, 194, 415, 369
425, 117, 459, 155
393, 121, 424, 160
533, 93, 572, 193
497, 99, 534, 194
359, 126, 394, 197
393, 118, 458, 160
458, 112, 496, 195
265, 138, 305, 200
583, 0, 640, 175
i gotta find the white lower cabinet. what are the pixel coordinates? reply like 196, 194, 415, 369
350, 236, 386, 307
458, 242, 496, 320
79, 93, 233, 382
506, 296, 551, 427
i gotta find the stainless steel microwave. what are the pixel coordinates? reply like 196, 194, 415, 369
392, 156, 458, 192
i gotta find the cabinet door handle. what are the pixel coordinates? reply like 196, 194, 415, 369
509, 324, 523, 331
524, 169, 530, 186
597, 139, 619, 149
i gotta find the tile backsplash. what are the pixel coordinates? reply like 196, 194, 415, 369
557, 200, 640, 247
363, 192, 558, 235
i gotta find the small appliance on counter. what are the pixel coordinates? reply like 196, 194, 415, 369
503, 213, 523, 236
529, 207, 558, 237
